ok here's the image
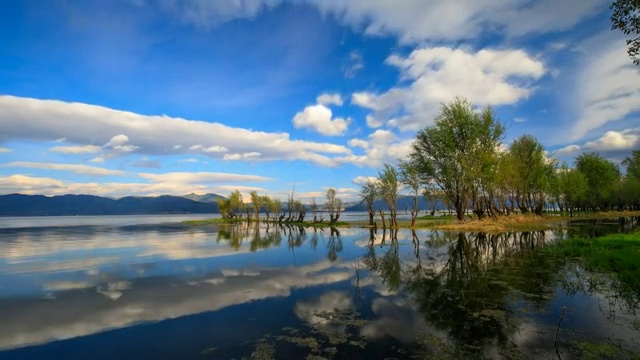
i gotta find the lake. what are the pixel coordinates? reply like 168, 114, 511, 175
0, 215, 639, 359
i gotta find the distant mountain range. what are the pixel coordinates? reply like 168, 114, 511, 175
0, 194, 221, 216
344, 195, 443, 212
0, 193, 444, 216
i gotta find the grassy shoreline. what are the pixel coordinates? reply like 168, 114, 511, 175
183, 210, 640, 233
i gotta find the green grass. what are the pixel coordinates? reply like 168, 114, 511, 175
547, 231, 640, 298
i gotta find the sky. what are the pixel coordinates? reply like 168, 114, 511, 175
0, 0, 638, 202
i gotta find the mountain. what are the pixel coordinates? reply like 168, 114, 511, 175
182, 193, 226, 204
344, 195, 444, 212
0, 194, 219, 216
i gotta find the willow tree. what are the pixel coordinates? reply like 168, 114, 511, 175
360, 180, 378, 226
378, 163, 399, 227
250, 191, 261, 221
410, 98, 505, 221
575, 153, 619, 210
508, 135, 556, 215
399, 160, 423, 227
326, 188, 341, 224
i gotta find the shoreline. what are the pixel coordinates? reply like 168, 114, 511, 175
183, 211, 640, 233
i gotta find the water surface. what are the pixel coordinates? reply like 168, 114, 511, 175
0, 216, 638, 359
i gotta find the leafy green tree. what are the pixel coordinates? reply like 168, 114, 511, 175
326, 188, 341, 224
507, 135, 557, 215
378, 163, 400, 227
260, 195, 272, 222
557, 163, 588, 216
227, 190, 244, 218
250, 191, 261, 221
575, 153, 620, 210
359, 180, 378, 226
410, 98, 505, 220
622, 150, 640, 210
611, 0, 640, 65
399, 160, 423, 227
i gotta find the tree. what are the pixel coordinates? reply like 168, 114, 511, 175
622, 150, 640, 210
326, 188, 341, 224
507, 135, 556, 215
378, 163, 400, 228
399, 160, 423, 227
227, 190, 244, 218
260, 195, 272, 222
310, 197, 319, 222
557, 164, 587, 217
360, 180, 378, 226
250, 191, 261, 221
575, 153, 620, 210
611, 0, 640, 65
410, 98, 505, 221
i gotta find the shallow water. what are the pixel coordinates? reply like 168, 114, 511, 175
0, 216, 638, 359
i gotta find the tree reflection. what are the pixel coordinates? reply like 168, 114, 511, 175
364, 230, 561, 357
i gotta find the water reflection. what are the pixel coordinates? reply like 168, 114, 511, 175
0, 217, 639, 359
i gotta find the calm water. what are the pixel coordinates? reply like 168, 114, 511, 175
0, 215, 639, 359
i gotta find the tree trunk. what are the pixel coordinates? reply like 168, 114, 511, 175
378, 210, 387, 229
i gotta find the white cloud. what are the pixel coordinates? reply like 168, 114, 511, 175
352, 176, 378, 186
105, 134, 138, 153
138, 171, 271, 184
0, 174, 269, 197
4, 162, 124, 176
347, 138, 368, 149
178, 158, 200, 163
189, 145, 228, 153
312, 0, 602, 43
0, 147, 12, 153
570, 33, 640, 141
0, 96, 352, 166
556, 128, 640, 157
351, 46, 545, 131
50, 145, 101, 154
316, 93, 344, 106
0, 175, 64, 193
222, 152, 261, 161
514, 117, 527, 123
89, 157, 105, 163
292, 104, 350, 136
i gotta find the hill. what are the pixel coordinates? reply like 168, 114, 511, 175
0, 194, 219, 216
182, 193, 226, 204
345, 195, 444, 212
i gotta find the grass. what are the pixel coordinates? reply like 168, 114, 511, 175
546, 231, 640, 298
429, 210, 640, 233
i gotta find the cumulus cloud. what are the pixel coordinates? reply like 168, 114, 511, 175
292, 104, 350, 136
50, 145, 102, 154
570, 34, 640, 141
352, 46, 545, 131
3, 162, 124, 176
556, 128, 640, 159
0, 96, 351, 166
316, 93, 344, 106
347, 138, 368, 149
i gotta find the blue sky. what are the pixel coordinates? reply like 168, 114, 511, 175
0, 0, 638, 201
